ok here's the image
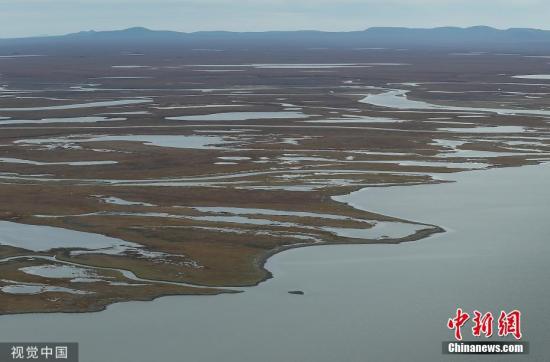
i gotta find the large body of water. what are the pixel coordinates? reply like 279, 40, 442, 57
1, 163, 548, 361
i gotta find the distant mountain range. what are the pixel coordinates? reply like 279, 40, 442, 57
2, 26, 550, 52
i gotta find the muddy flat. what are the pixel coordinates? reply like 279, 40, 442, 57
0, 43, 549, 314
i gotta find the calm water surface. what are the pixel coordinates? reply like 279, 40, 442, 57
0, 163, 548, 361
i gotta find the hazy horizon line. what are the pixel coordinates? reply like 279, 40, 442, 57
4, 25, 550, 40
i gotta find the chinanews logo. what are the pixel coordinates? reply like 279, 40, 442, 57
442, 308, 528, 355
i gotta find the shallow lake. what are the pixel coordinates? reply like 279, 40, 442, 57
0, 116, 124, 125
0, 163, 548, 361
512, 74, 550, 80
167, 111, 309, 121
362, 89, 550, 117
0, 99, 151, 111
16, 135, 232, 150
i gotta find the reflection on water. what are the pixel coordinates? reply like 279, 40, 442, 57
512, 74, 550, 80
438, 125, 528, 133
167, 111, 309, 121
323, 221, 427, 239
16, 135, 232, 150
19, 264, 98, 279
0, 99, 152, 111
0, 116, 124, 125
1, 284, 91, 295
362, 89, 550, 117
1, 163, 548, 361
0, 221, 155, 258
0, 158, 117, 166
304, 115, 405, 124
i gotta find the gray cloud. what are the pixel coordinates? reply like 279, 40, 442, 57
0, 0, 548, 38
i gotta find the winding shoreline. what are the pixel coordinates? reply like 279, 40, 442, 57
1, 179, 447, 316
3, 159, 550, 316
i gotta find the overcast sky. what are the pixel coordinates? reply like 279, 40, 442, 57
0, 0, 547, 38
